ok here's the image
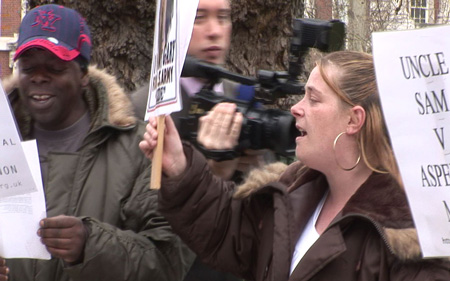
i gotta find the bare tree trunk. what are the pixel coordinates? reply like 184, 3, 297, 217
347, 0, 370, 52
29, 0, 303, 97
229, 0, 303, 76
30, 0, 156, 92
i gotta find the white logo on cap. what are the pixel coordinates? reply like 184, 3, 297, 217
47, 37, 59, 44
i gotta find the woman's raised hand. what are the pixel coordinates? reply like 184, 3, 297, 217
139, 115, 187, 178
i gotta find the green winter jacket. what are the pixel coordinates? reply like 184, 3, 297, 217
2, 66, 195, 281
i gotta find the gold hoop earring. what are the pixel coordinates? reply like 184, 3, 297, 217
333, 132, 361, 171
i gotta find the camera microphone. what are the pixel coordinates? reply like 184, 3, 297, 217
181, 56, 223, 79
181, 56, 256, 85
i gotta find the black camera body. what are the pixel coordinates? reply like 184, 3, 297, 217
179, 18, 345, 161
178, 88, 297, 159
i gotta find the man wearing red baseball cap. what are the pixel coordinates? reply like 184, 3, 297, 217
0, 4, 194, 281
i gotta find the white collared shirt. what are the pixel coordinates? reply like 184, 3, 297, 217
180, 77, 224, 97
289, 192, 328, 275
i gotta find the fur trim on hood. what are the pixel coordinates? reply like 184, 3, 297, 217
384, 228, 421, 260
1, 65, 136, 132
87, 66, 136, 127
233, 162, 288, 199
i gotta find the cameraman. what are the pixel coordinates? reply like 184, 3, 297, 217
131, 0, 272, 182
131, 0, 271, 280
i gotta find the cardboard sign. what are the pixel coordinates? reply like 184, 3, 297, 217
373, 25, 450, 257
0, 86, 37, 198
144, 0, 199, 120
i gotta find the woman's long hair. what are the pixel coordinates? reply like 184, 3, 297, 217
299, 50, 401, 185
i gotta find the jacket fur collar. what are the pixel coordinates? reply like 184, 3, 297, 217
234, 161, 426, 262
2, 66, 136, 137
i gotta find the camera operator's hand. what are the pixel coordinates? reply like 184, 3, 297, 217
198, 103, 243, 149
197, 103, 243, 179
139, 115, 187, 178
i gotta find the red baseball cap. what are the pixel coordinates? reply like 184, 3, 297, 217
14, 4, 92, 62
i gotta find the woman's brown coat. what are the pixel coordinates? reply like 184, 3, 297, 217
159, 144, 450, 281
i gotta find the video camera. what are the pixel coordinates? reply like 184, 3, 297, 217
179, 18, 345, 161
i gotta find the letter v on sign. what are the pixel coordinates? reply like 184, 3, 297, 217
444, 201, 450, 222
433, 127, 445, 150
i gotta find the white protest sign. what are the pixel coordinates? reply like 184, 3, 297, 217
373, 25, 450, 257
0, 140, 50, 259
144, 0, 199, 120
0, 86, 37, 198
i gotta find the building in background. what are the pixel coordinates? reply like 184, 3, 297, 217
303, 0, 450, 52
0, 0, 25, 79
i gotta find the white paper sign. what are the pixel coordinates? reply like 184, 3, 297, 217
0, 85, 37, 198
0, 140, 50, 259
144, 0, 199, 120
373, 25, 450, 257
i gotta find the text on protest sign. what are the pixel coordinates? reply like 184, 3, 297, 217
373, 25, 450, 257
0, 85, 38, 198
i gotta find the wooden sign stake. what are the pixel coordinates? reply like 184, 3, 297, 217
150, 115, 166, 189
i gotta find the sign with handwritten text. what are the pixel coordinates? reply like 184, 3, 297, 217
144, 0, 199, 120
0, 85, 37, 198
373, 25, 450, 257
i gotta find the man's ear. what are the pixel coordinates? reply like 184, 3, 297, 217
81, 71, 89, 88
346, 105, 366, 135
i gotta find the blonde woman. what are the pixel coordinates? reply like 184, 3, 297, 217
140, 51, 450, 281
